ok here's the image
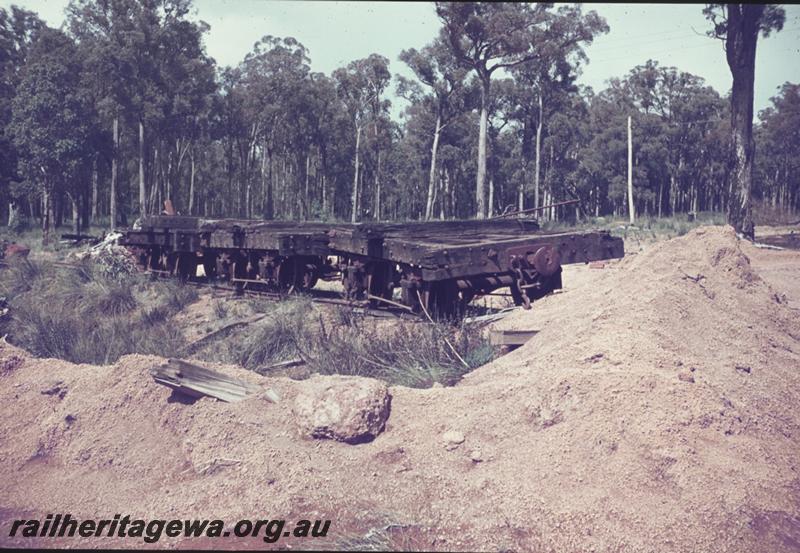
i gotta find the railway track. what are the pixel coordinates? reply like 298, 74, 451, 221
176, 275, 422, 320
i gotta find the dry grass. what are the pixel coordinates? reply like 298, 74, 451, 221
198, 297, 495, 388
752, 201, 799, 226
0, 258, 196, 364
540, 211, 727, 240
0, 257, 494, 387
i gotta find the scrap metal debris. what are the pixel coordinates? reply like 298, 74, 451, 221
71, 231, 138, 278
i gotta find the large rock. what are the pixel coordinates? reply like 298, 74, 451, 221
292, 375, 391, 444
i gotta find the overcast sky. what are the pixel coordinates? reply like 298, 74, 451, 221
6, 1, 800, 119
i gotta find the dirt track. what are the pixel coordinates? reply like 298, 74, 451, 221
1, 226, 799, 552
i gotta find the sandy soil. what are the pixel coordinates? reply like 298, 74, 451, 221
1, 225, 799, 552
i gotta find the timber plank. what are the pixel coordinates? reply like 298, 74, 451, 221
150, 358, 264, 403
489, 329, 539, 346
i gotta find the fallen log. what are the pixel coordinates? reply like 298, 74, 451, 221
180, 313, 267, 355
255, 357, 306, 375
752, 242, 786, 251
463, 307, 518, 325
150, 358, 279, 403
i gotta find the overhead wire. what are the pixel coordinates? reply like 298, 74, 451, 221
587, 32, 800, 65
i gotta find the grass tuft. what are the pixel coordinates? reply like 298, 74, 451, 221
199, 299, 494, 388
0, 260, 195, 365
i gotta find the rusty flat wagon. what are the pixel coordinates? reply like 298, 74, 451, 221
121, 216, 623, 318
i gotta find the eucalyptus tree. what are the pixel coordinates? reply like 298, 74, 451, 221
757, 83, 800, 214
68, 0, 124, 228
704, 3, 785, 238
333, 54, 390, 223
623, 60, 727, 215
240, 36, 311, 218
68, 0, 152, 219
435, 2, 606, 218
150, 14, 216, 216
68, 0, 213, 221
0, 6, 44, 224
510, 57, 580, 211
300, 73, 340, 217
10, 28, 96, 242
398, 38, 468, 220
509, 3, 604, 211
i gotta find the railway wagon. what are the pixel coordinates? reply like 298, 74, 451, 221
121, 216, 624, 317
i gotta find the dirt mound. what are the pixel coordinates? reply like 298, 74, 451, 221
1, 225, 799, 552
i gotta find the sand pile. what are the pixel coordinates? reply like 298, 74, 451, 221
1, 225, 799, 552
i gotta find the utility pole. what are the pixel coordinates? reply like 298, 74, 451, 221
627, 115, 635, 224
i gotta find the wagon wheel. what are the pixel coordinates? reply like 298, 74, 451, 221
301, 263, 319, 290
276, 257, 297, 291
366, 261, 394, 307
175, 253, 197, 282
424, 280, 467, 321
201, 252, 218, 280
231, 252, 248, 295
215, 252, 233, 282
146, 246, 163, 279
342, 259, 367, 301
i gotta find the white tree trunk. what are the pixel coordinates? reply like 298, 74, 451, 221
374, 150, 381, 221
110, 116, 119, 230
139, 118, 146, 217
488, 176, 494, 217
426, 114, 442, 220
305, 153, 311, 219
351, 125, 361, 223
627, 115, 635, 224
534, 92, 543, 210
91, 159, 98, 224
476, 80, 489, 219
189, 151, 196, 215
71, 195, 79, 234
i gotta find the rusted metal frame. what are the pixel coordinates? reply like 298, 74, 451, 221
171, 229, 202, 252
383, 231, 622, 281
247, 228, 328, 256
384, 237, 505, 281
205, 226, 329, 258
121, 230, 170, 247
327, 227, 384, 258
140, 215, 201, 230
340, 254, 370, 300
555, 232, 624, 265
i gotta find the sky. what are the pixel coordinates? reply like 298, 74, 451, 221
5, 1, 800, 120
